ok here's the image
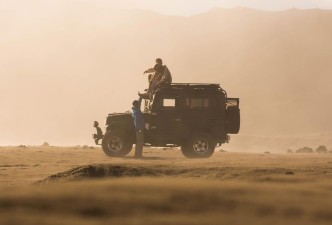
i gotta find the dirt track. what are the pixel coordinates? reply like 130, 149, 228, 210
1, 146, 332, 225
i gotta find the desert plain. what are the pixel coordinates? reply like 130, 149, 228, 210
1, 146, 332, 225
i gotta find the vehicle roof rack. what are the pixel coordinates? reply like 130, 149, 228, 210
157, 83, 221, 90
171, 83, 220, 87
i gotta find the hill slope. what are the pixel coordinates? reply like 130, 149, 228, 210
1, 4, 332, 145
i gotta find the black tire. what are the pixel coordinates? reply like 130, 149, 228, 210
226, 106, 240, 134
101, 131, 132, 157
181, 133, 216, 158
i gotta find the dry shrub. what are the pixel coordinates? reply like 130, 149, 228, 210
18, 145, 27, 148
42, 142, 50, 147
315, 145, 328, 153
296, 147, 314, 153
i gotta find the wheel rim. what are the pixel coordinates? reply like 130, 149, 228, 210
107, 136, 123, 152
192, 138, 209, 153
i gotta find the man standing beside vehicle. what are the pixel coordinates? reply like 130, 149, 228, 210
132, 97, 144, 158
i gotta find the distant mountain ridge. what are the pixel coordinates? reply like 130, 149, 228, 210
1, 5, 332, 145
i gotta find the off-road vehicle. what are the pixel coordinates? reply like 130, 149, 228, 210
94, 83, 240, 158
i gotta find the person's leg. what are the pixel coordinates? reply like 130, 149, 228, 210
93, 134, 104, 145
95, 134, 103, 145
135, 131, 143, 158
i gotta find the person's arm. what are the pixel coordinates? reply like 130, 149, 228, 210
144, 68, 156, 74
96, 127, 103, 136
138, 98, 144, 132
158, 66, 169, 85
138, 97, 143, 108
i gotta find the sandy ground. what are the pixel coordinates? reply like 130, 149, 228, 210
1, 146, 332, 225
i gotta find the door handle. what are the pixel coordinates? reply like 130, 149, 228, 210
175, 118, 182, 122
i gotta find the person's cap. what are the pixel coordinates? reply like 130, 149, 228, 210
156, 58, 162, 63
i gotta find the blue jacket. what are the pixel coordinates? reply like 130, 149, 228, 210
132, 98, 144, 132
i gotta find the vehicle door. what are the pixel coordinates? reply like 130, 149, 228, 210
148, 92, 183, 144
181, 91, 222, 135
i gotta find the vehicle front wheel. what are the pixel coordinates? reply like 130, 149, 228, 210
181, 133, 216, 158
102, 131, 132, 157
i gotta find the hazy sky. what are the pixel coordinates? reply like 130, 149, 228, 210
2, 0, 332, 16
1, 0, 332, 146
97, 0, 332, 15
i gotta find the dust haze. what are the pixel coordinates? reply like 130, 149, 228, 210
2, 2, 332, 224
1, 1, 332, 147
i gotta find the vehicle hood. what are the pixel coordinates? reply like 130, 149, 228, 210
106, 113, 132, 124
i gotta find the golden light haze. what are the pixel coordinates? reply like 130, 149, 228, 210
1, 1, 332, 146
2, 0, 332, 17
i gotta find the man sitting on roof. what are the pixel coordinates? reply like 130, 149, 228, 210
144, 58, 172, 86
140, 58, 172, 99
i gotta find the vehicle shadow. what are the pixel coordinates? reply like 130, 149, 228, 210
120, 156, 174, 160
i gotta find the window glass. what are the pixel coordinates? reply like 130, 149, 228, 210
185, 98, 210, 109
203, 99, 209, 107
163, 99, 176, 107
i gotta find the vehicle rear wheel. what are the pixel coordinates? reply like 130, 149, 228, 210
181, 133, 215, 158
102, 131, 132, 157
